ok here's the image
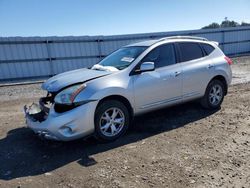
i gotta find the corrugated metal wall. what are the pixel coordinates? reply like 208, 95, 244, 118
0, 26, 250, 81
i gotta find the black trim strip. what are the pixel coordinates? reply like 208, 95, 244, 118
220, 39, 250, 45
227, 51, 250, 57
0, 55, 105, 64
0, 75, 51, 83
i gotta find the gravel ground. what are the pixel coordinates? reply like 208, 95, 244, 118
231, 56, 250, 84
0, 56, 250, 188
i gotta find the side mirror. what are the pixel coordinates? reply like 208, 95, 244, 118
139, 62, 155, 72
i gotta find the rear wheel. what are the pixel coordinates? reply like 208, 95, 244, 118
201, 79, 225, 109
94, 100, 130, 142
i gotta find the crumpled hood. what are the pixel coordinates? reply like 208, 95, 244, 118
42, 68, 111, 92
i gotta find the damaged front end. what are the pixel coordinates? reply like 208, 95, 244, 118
23, 69, 103, 141
23, 88, 98, 141
23, 93, 60, 140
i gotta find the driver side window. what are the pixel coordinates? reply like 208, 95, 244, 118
142, 44, 176, 68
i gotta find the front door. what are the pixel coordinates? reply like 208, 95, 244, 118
132, 43, 182, 113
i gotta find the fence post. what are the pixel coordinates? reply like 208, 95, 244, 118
221, 30, 225, 53
46, 40, 53, 76
97, 39, 103, 61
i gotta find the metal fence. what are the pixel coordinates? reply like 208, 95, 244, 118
0, 26, 250, 81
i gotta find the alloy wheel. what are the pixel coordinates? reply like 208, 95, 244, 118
209, 84, 223, 106
99, 107, 125, 137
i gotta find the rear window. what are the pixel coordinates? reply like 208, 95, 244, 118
178, 42, 203, 62
200, 43, 215, 55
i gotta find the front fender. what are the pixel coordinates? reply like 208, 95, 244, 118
74, 86, 134, 110
73, 74, 134, 108
90, 87, 132, 100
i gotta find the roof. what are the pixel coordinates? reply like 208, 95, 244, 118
126, 36, 209, 47
126, 39, 159, 47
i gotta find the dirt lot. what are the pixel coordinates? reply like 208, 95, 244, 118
0, 56, 250, 188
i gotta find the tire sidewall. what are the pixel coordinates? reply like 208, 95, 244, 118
94, 100, 130, 141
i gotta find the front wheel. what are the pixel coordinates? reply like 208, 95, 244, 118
94, 100, 130, 142
201, 80, 225, 109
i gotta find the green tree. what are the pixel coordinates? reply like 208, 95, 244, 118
241, 22, 250, 26
202, 18, 249, 29
221, 20, 239, 28
202, 22, 220, 29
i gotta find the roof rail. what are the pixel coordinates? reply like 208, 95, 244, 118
159, 36, 208, 42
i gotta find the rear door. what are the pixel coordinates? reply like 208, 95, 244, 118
176, 42, 213, 100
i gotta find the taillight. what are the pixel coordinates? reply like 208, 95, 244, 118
224, 56, 233, 65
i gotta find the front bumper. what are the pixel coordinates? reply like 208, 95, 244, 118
24, 100, 98, 141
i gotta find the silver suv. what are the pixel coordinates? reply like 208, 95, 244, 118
24, 36, 232, 141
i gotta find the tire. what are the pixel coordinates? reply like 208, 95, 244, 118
94, 100, 130, 142
200, 79, 225, 109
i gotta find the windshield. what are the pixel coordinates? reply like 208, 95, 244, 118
97, 46, 147, 70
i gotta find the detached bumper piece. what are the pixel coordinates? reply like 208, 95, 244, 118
24, 96, 52, 122
24, 103, 47, 122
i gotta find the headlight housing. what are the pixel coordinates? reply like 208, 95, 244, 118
54, 84, 86, 105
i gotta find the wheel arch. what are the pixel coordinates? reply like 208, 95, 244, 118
96, 95, 134, 119
209, 75, 228, 95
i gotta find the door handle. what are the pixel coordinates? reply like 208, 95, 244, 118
174, 71, 181, 77
208, 64, 214, 69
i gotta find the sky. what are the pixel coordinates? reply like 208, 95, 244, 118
0, 0, 250, 37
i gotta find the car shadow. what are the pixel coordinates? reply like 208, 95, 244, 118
0, 102, 219, 180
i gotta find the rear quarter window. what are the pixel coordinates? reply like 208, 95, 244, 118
200, 43, 215, 56
178, 42, 204, 62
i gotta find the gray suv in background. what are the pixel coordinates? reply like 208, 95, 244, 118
24, 36, 232, 142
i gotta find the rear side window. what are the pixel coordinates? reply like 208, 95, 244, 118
200, 43, 215, 55
178, 42, 203, 62
142, 44, 176, 68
